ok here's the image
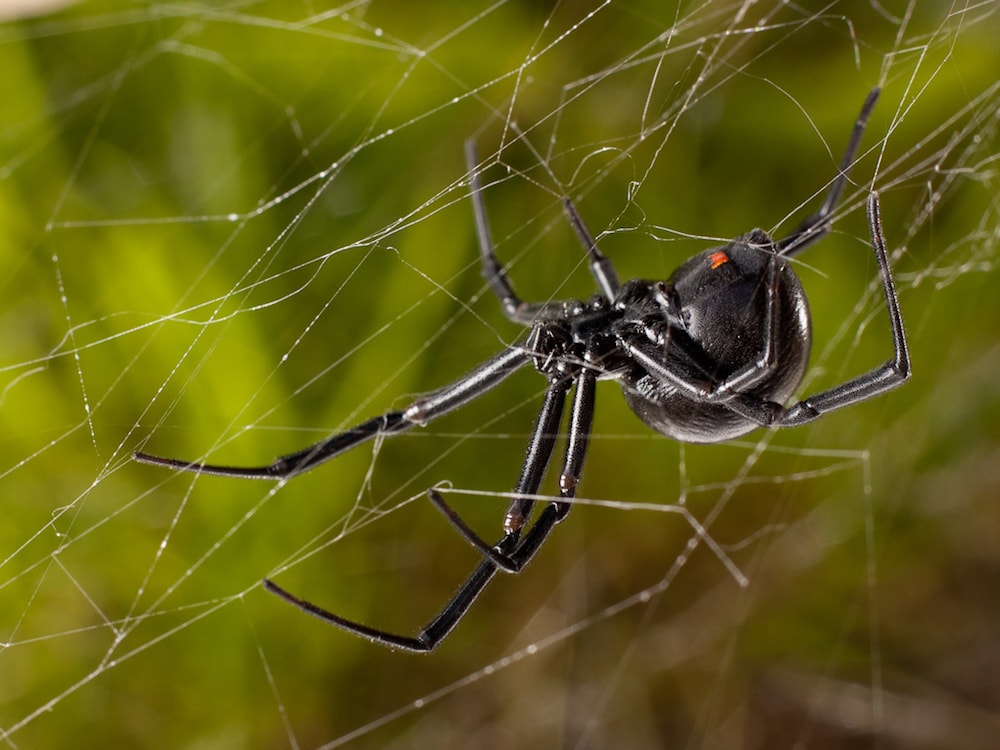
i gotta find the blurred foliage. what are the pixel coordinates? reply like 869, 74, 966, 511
1, 0, 998, 748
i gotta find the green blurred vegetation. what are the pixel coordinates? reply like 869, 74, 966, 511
1, 1, 998, 747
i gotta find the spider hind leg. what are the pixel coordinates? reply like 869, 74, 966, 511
777, 87, 881, 256
265, 370, 595, 652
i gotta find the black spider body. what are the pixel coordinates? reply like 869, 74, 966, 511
619, 232, 811, 443
136, 88, 909, 652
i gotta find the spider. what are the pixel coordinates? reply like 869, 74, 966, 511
135, 87, 909, 652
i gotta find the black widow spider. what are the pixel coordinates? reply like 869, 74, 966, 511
136, 87, 909, 652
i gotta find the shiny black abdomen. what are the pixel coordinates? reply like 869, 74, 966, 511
621, 240, 811, 443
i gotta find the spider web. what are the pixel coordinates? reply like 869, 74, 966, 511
2, 0, 999, 747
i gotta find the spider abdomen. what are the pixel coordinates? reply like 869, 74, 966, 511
621, 238, 812, 443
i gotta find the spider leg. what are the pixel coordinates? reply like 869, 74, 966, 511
778, 87, 880, 257
262, 557, 511, 652
775, 192, 909, 425
466, 140, 565, 325
561, 198, 620, 298
431, 368, 596, 572
262, 578, 436, 652
500, 376, 571, 535
264, 374, 579, 651
466, 141, 619, 325
134, 347, 530, 479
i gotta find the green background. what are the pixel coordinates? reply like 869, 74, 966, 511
1, 1, 998, 747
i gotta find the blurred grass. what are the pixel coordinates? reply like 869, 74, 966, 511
1, 1, 999, 748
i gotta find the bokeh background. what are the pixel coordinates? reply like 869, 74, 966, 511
1, 1, 998, 747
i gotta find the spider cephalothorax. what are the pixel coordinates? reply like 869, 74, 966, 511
136, 87, 908, 652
